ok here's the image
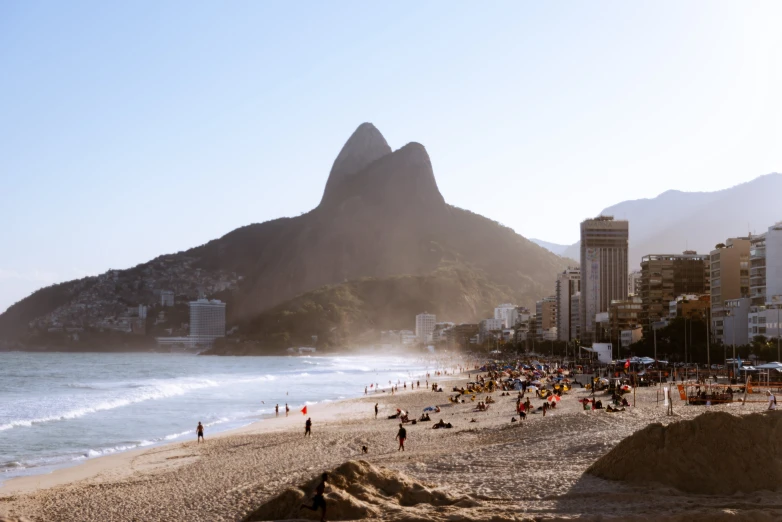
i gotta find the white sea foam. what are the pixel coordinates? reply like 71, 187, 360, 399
0, 377, 223, 431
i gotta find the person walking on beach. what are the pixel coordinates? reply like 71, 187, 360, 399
286, 403, 290, 416
396, 423, 407, 452
768, 391, 777, 410
305, 417, 312, 437
374, 403, 379, 418
300, 472, 328, 522
196, 422, 205, 443
275, 404, 279, 416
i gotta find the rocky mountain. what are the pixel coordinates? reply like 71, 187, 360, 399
529, 239, 570, 257
0, 123, 569, 349
535, 173, 782, 268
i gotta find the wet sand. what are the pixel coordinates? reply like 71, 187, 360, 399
2, 377, 781, 521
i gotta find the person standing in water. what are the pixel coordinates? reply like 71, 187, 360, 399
305, 417, 312, 437
301, 472, 328, 522
196, 422, 205, 443
396, 423, 407, 452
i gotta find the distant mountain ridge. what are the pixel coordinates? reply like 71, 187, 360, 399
535, 173, 782, 268
0, 123, 569, 350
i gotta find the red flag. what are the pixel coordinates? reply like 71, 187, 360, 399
301, 406, 307, 415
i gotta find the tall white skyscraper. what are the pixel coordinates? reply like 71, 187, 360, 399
415, 313, 436, 343
189, 298, 226, 345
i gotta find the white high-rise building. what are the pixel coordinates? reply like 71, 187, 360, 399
556, 268, 581, 342
189, 298, 226, 345
748, 223, 782, 343
415, 313, 436, 343
494, 303, 518, 328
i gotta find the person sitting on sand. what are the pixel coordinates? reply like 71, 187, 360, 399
196, 421, 205, 443
621, 397, 630, 407
434, 406, 441, 413
300, 472, 328, 522
594, 400, 603, 409
433, 419, 447, 429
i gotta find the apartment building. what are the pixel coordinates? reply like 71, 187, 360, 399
748, 223, 782, 343
710, 237, 751, 344
536, 296, 557, 339
640, 251, 710, 330
555, 268, 581, 342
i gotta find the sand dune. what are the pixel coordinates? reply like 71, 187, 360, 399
587, 411, 782, 495
246, 459, 480, 521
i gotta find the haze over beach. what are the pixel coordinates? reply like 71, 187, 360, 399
2, 2, 782, 522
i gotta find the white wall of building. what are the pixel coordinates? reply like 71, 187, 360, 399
767, 224, 782, 303
415, 313, 436, 343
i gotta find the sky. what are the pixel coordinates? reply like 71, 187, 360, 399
1, 1, 781, 313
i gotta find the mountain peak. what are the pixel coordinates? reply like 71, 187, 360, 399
321, 123, 392, 204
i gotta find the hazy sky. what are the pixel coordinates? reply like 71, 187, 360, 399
1, 1, 781, 313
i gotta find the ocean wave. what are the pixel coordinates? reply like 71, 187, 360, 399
77, 417, 232, 460
0, 378, 222, 432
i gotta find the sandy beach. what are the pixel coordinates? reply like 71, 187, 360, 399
2, 372, 781, 522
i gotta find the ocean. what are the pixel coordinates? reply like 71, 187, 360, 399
0, 352, 435, 483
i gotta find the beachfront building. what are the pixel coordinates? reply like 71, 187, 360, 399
556, 267, 581, 342
668, 294, 710, 321
415, 313, 436, 344
432, 322, 455, 344
400, 330, 417, 345
494, 303, 518, 329
446, 324, 480, 349
747, 223, 782, 344
721, 297, 751, 348
570, 292, 581, 341
580, 216, 629, 344
605, 296, 642, 346
536, 296, 557, 339
479, 318, 503, 344
640, 251, 710, 332
189, 298, 226, 345
628, 270, 642, 297
710, 237, 751, 345
620, 326, 643, 348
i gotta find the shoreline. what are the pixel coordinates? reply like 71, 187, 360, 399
6, 367, 776, 521
0, 367, 466, 497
